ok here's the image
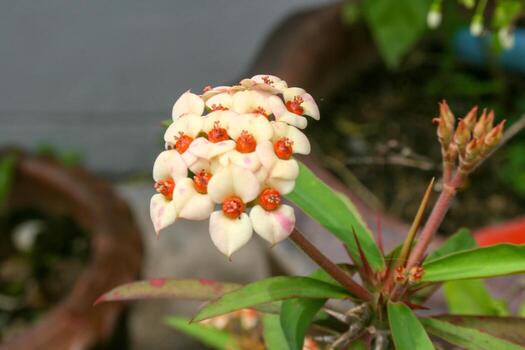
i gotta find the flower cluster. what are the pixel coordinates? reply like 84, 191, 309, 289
150, 75, 319, 257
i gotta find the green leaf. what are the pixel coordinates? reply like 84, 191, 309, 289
443, 279, 509, 316
493, 0, 523, 29
426, 228, 477, 263
421, 317, 525, 349
432, 315, 525, 346
165, 316, 241, 350
263, 314, 290, 350
388, 302, 435, 350
362, 0, 430, 68
279, 266, 350, 350
0, 154, 17, 208
422, 244, 525, 282
95, 278, 242, 304
193, 276, 351, 322
287, 162, 384, 271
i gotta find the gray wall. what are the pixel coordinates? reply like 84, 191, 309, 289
0, 0, 335, 175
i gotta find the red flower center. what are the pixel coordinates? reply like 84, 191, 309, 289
274, 137, 294, 160
236, 131, 257, 153
259, 188, 281, 211
175, 132, 193, 154
208, 121, 229, 143
286, 96, 304, 115
222, 196, 245, 219
193, 170, 212, 194
154, 178, 175, 200
203, 85, 212, 92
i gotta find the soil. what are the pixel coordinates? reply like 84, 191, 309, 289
0, 208, 90, 342
312, 46, 525, 235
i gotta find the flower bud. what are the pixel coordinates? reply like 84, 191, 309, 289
473, 109, 489, 139
435, 101, 455, 147
483, 120, 505, 152
454, 120, 471, 153
462, 105, 478, 132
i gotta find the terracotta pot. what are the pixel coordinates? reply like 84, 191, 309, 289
0, 150, 142, 350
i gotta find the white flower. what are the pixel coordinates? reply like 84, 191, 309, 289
240, 74, 288, 94
201, 85, 245, 101
150, 151, 214, 235
268, 87, 319, 129
164, 114, 204, 152
250, 192, 295, 245
172, 91, 205, 119
256, 141, 299, 195
232, 90, 273, 117
271, 121, 311, 155
151, 74, 320, 257
222, 113, 274, 171
207, 166, 261, 257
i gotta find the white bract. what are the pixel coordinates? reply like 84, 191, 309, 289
150, 74, 319, 257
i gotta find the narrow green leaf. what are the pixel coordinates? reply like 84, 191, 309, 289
96, 278, 241, 304
388, 302, 435, 350
443, 279, 509, 316
280, 266, 352, 350
193, 276, 351, 322
287, 162, 384, 271
0, 154, 17, 208
165, 316, 241, 350
421, 317, 525, 349
426, 228, 477, 263
263, 314, 290, 350
433, 315, 525, 346
422, 244, 525, 282
362, 0, 430, 68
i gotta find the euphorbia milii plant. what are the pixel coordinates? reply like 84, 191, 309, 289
97, 76, 525, 350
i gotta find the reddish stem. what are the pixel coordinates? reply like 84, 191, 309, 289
289, 229, 372, 301
405, 173, 464, 271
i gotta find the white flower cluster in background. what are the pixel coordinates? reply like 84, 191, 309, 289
150, 75, 319, 257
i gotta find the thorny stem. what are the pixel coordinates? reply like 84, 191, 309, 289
405, 172, 464, 272
289, 229, 372, 301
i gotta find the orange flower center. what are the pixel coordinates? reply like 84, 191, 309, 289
261, 76, 273, 85
210, 104, 228, 111
274, 137, 294, 160
193, 170, 212, 194
222, 196, 245, 219
208, 121, 229, 143
236, 131, 257, 153
286, 96, 304, 115
175, 132, 193, 154
259, 188, 281, 211
154, 178, 175, 200
253, 106, 269, 118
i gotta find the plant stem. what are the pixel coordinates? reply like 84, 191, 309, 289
404, 172, 464, 271
289, 229, 372, 301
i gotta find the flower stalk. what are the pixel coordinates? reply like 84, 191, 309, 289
289, 229, 372, 301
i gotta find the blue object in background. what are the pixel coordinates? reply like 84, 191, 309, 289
454, 27, 525, 74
